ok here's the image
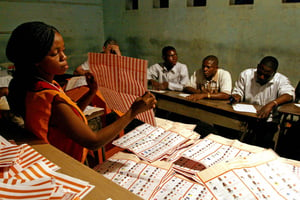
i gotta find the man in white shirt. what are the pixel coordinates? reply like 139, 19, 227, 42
184, 55, 232, 100
147, 46, 189, 91
232, 56, 295, 149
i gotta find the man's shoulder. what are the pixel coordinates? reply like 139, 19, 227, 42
218, 68, 231, 75
149, 63, 163, 68
272, 72, 290, 83
239, 68, 255, 76
174, 62, 187, 67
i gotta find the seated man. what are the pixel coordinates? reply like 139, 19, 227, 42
74, 38, 122, 75
147, 46, 189, 91
231, 56, 295, 149
184, 55, 232, 100
0, 73, 24, 127
0, 74, 13, 111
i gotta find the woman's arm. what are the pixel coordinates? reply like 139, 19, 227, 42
51, 92, 156, 150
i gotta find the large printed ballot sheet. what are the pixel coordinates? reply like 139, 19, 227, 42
89, 53, 156, 126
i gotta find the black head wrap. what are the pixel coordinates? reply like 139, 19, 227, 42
6, 21, 59, 117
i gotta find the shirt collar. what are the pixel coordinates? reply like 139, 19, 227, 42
202, 69, 218, 82
254, 69, 276, 85
162, 63, 177, 73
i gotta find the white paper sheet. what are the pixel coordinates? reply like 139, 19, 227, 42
65, 76, 87, 91
149, 89, 166, 93
232, 103, 257, 113
178, 93, 190, 98
294, 103, 300, 108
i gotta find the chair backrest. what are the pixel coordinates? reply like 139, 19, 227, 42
295, 81, 300, 103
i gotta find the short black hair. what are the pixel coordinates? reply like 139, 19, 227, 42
259, 56, 278, 71
162, 46, 176, 57
202, 55, 219, 65
103, 38, 118, 48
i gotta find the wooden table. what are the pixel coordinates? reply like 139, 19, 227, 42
152, 91, 260, 138
276, 103, 300, 151
278, 103, 300, 117
31, 143, 142, 200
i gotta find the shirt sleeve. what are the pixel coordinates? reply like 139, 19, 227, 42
168, 64, 189, 91
277, 75, 295, 100
185, 71, 197, 88
219, 70, 232, 95
232, 70, 246, 101
147, 64, 158, 80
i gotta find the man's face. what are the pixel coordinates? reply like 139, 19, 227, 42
163, 50, 178, 67
202, 59, 218, 80
256, 64, 275, 85
103, 44, 118, 54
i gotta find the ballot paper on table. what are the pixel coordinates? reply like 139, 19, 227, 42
232, 103, 257, 113
149, 89, 166, 93
178, 93, 190, 98
0, 137, 94, 199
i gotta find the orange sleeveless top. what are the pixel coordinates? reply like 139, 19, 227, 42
25, 80, 87, 161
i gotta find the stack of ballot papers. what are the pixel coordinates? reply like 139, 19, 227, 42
0, 136, 94, 200
96, 121, 300, 200
112, 118, 199, 163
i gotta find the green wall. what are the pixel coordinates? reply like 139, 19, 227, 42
103, 0, 300, 87
1, 0, 299, 87
0, 0, 104, 73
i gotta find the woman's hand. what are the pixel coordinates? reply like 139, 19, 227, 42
85, 72, 98, 94
130, 92, 157, 116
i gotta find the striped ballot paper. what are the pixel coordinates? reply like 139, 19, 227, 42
0, 136, 94, 200
89, 53, 156, 126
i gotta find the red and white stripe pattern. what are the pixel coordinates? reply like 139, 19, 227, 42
0, 137, 94, 199
11, 161, 94, 199
0, 135, 13, 146
0, 144, 23, 167
3, 144, 60, 179
89, 53, 156, 126
0, 177, 80, 200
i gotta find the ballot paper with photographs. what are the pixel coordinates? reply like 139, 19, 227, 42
94, 151, 215, 200
88, 53, 156, 126
96, 116, 300, 200
0, 135, 94, 200
112, 118, 200, 163
171, 134, 266, 179
196, 149, 300, 200
111, 120, 267, 179
95, 150, 300, 200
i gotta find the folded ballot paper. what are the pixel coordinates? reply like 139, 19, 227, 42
0, 135, 94, 200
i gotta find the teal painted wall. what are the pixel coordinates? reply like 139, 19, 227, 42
1, 0, 299, 87
0, 0, 104, 73
103, 0, 300, 87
